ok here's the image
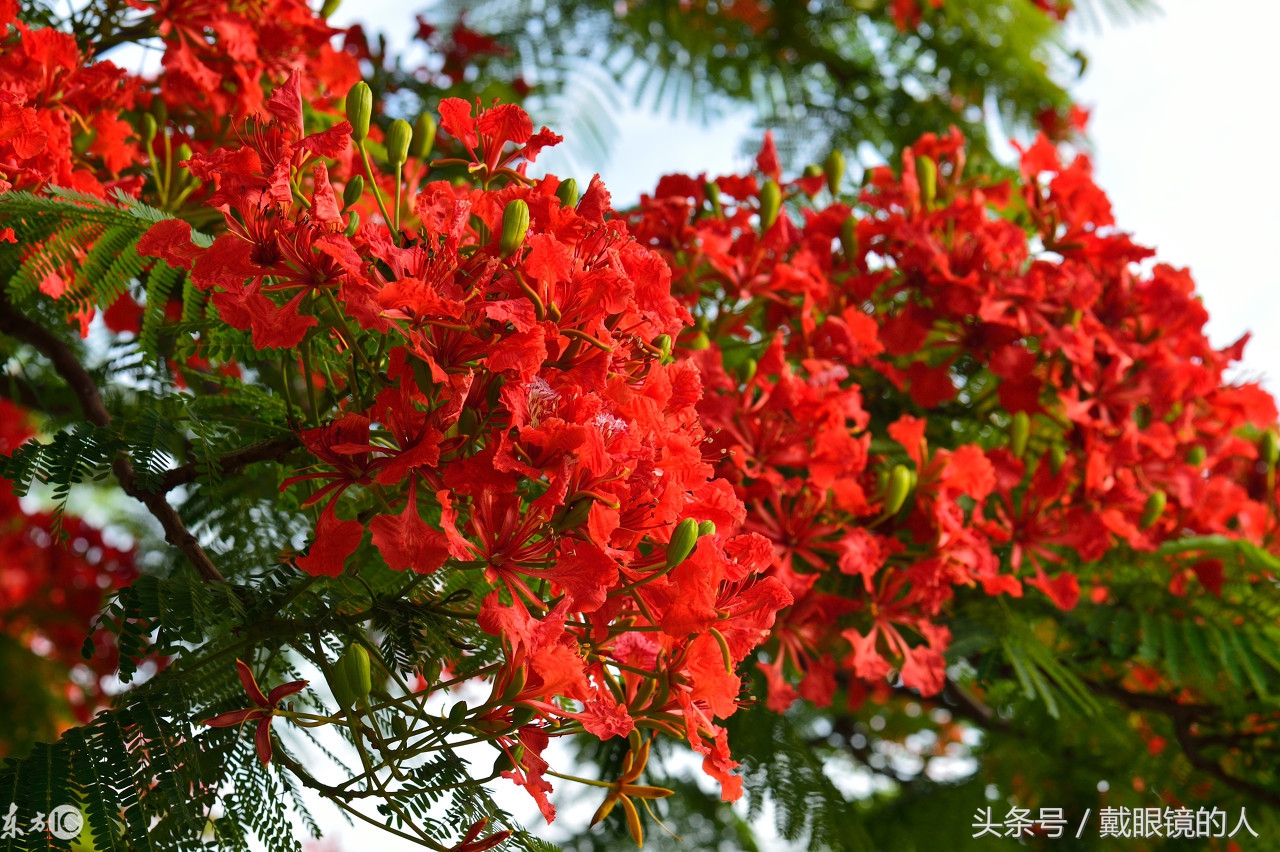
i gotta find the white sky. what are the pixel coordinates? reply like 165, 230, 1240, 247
311, 0, 1279, 847
1068, 0, 1280, 394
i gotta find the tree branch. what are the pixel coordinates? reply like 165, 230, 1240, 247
1086, 679, 1280, 809
0, 297, 225, 583
158, 435, 299, 493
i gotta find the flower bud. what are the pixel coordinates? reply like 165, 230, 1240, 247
344, 210, 360, 236
697, 520, 716, 538
391, 715, 408, 738
448, 701, 469, 725
412, 113, 437, 159
824, 149, 846, 194
759, 179, 781, 230
320, 0, 341, 17
385, 118, 412, 168
326, 660, 354, 708
150, 98, 168, 128
340, 644, 372, 702
512, 705, 536, 728
1185, 445, 1206, 466
653, 334, 672, 358
803, 163, 822, 179
555, 177, 579, 209
840, 215, 857, 260
686, 330, 710, 350
457, 406, 479, 437
499, 199, 530, 258
917, 154, 937, 208
883, 464, 912, 516
1263, 431, 1279, 465
499, 665, 528, 702
666, 518, 700, 569
704, 181, 722, 216
1009, 411, 1030, 459
1140, 490, 1167, 529
346, 81, 373, 143
343, 175, 364, 211
491, 746, 523, 776
742, 357, 757, 384
176, 143, 192, 163
142, 114, 158, 145
422, 657, 442, 686
1048, 443, 1066, 475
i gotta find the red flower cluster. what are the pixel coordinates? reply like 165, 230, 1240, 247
142, 86, 792, 816
0, 400, 137, 731
0, 14, 140, 196
628, 127, 1279, 709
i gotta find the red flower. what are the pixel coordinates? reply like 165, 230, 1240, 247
203, 660, 308, 764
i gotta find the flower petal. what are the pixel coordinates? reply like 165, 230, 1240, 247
266, 678, 309, 706
255, 718, 274, 765
202, 707, 265, 727
235, 659, 270, 707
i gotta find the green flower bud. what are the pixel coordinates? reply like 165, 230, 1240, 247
385, 118, 412, 168
448, 701, 469, 725
1140, 490, 1167, 529
499, 666, 528, 702
917, 154, 937, 208
1049, 443, 1066, 475
343, 175, 364, 211
391, 715, 408, 738
555, 177, 579, 209
327, 659, 354, 708
176, 143, 192, 162
686, 330, 710, 350
340, 644, 372, 702
491, 749, 516, 776
422, 657, 442, 687
499, 199, 530, 258
697, 520, 716, 538
412, 113, 437, 159
742, 357, 758, 384
344, 210, 360, 236
1263, 431, 1279, 465
883, 464, 912, 516
511, 705, 536, 728
142, 114, 158, 145
1186, 445, 1206, 466
824, 149, 846, 194
803, 163, 822, 179
150, 98, 168, 127
704, 181, 722, 216
320, 0, 341, 17
759, 179, 781, 230
346, 81, 373, 143
840, 215, 858, 260
1010, 411, 1030, 459
457, 406, 479, 437
653, 334, 672, 358
666, 518, 700, 569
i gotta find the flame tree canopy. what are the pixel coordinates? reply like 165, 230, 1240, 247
2, 1, 1277, 851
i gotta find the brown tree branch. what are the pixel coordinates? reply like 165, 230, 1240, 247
158, 435, 299, 493
0, 296, 225, 583
1084, 679, 1280, 809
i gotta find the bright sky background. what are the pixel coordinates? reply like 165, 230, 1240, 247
307, 0, 1280, 847
1068, 0, 1280, 396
